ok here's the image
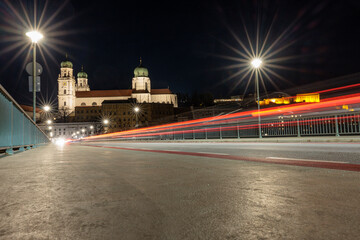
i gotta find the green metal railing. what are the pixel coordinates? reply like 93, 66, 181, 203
168, 112, 360, 140
0, 84, 49, 155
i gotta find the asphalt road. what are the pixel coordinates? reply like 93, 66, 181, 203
0, 142, 359, 239
83, 141, 360, 165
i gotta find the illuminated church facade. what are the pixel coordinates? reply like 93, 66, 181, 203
57, 58, 178, 115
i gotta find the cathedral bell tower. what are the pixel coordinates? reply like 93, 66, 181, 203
76, 65, 90, 91
131, 58, 151, 103
57, 55, 76, 115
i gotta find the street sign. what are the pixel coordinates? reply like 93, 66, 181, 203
28, 76, 40, 92
26, 62, 43, 76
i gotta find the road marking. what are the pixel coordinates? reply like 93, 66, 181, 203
266, 157, 348, 164
81, 144, 360, 172
197, 152, 230, 155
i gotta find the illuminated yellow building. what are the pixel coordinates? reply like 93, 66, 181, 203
294, 93, 320, 103
259, 97, 291, 106
260, 93, 320, 106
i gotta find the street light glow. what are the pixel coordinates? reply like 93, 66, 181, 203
103, 119, 109, 125
43, 105, 51, 112
134, 107, 140, 113
26, 31, 43, 43
90, 125, 94, 129
251, 58, 262, 68
46, 119, 52, 124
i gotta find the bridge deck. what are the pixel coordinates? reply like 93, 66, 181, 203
0, 142, 359, 239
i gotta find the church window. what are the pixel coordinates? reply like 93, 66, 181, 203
64, 101, 66, 106
92, 102, 97, 106
145, 82, 148, 91
80, 83, 83, 87
81, 102, 86, 106
64, 90, 66, 94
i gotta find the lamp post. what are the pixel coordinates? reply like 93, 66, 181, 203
26, 31, 43, 122
251, 58, 263, 138
103, 119, 109, 133
134, 106, 140, 128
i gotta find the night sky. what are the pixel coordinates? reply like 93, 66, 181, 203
0, 0, 360, 106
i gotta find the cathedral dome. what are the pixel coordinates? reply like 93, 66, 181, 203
134, 58, 149, 77
61, 54, 73, 68
77, 66, 88, 78
60, 60, 73, 68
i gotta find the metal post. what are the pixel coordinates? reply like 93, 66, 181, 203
237, 121, 240, 139
32, 43, 36, 122
256, 70, 262, 138
193, 129, 195, 140
6, 102, 14, 155
219, 125, 222, 139
19, 113, 25, 152
11, 102, 13, 147
335, 115, 340, 137
135, 112, 138, 128
205, 128, 208, 139
297, 119, 301, 137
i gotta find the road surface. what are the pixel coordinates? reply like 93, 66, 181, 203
0, 141, 359, 239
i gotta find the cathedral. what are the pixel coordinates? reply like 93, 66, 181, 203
57, 58, 178, 115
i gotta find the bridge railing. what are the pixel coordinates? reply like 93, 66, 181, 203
0, 84, 49, 154
160, 112, 360, 140
81, 109, 360, 142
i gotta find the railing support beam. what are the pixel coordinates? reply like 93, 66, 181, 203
335, 115, 340, 137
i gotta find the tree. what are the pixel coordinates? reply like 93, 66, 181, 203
57, 106, 72, 122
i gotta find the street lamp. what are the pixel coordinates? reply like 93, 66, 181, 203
251, 57, 263, 138
134, 106, 140, 128
46, 119, 52, 125
26, 30, 43, 122
103, 119, 110, 133
251, 58, 262, 69
43, 105, 51, 112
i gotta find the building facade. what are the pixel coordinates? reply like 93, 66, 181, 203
57, 58, 178, 116
38, 122, 99, 140
75, 99, 174, 133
